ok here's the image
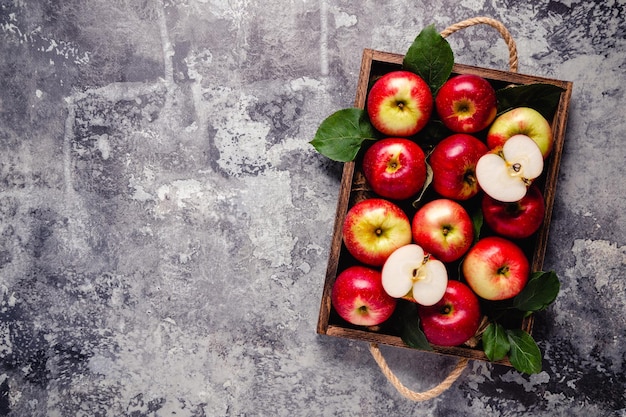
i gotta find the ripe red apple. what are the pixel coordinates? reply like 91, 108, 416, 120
482, 184, 546, 239
331, 265, 397, 326
411, 199, 474, 263
362, 137, 427, 200
429, 133, 489, 200
462, 236, 529, 301
366, 70, 433, 137
435, 74, 497, 133
342, 198, 412, 267
487, 107, 553, 159
417, 280, 482, 346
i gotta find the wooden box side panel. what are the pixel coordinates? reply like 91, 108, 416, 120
317, 48, 572, 366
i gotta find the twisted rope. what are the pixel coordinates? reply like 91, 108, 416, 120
369, 343, 469, 401
440, 16, 518, 73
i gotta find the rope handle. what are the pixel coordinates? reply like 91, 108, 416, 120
369, 343, 469, 401
440, 16, 519, 73
369, 17, 517, 401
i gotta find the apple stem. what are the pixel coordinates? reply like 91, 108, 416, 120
497, 265, 510, 275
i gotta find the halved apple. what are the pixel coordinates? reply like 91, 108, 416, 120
381, 244, 448, 306
476, 134, 544, 203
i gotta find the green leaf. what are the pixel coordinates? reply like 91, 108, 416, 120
412, 120, 451, 156
483, 322, 511, 362
309, 108, 378, 162
512, 270, 560, 312
470, 205, 484, 245
506, 329, 542, 374
411, 162, 433, 208
396, 302, 433, 351
403, 24, 454, 94
496, 83, 565, 120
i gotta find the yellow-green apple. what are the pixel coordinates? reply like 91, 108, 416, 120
342, 198, 412, 266
482, 184, 546, 239
476, 134, 544, 202
435, 74, 497, 133
411, 199, 474, 263
362, 137, 427, 200
417, 280, 482, 346
487, 107, 553, 158
381, 244, 448, 306
462, 236, 530, 300
366, 70, 433, 137
331, 265, 397, 326
429, 133, 488, 200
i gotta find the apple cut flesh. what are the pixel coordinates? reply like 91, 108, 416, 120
476, 134, 544, 202
381, 244, 448, 306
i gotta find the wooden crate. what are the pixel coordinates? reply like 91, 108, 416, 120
317, 48, 573, 366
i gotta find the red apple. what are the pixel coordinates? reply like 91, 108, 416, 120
435, 74, 497, 133
482, 184, 546, 239
417, 280, 482, 346
486, 107, 553, 159
429, 133, 489, 200
462, 236, 529, 301
362, 137, 427, 200
366, 70, 433, 137
331, 265, 397, 326
343, 198, 413, 266
412, 199, 474, 263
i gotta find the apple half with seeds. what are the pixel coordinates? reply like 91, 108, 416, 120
476, 134, 544, 203
382, 244, 448, 306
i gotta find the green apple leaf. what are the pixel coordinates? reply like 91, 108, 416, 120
414, 119, 450, 150
496, 83, 565, 120
512, 270, 560, 312
403, 24, 454, 94
396, 301, 433, 351
411, 162, 433, 208
309, 108, 378, 162
483, 322, 511, 362
506, 329, 542, 374
470, 205, 484, 245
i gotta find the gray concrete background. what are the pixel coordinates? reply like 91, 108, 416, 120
0, 1, 624, 416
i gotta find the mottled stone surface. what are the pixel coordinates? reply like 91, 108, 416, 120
0, 1, 624, 416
